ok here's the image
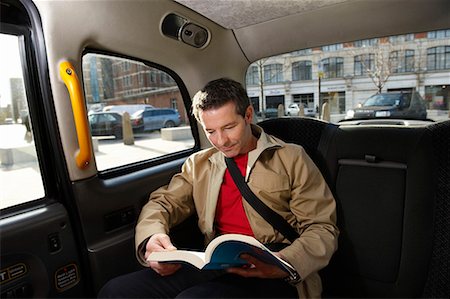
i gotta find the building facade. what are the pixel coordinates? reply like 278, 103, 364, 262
246, 30, 450, 121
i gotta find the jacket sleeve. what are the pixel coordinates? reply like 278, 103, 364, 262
134, 157, 197, 265
280, 146, 339, 281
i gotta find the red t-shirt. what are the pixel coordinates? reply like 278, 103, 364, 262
215, 153, 254, 236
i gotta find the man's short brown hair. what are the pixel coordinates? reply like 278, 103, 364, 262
192, 78, 250, 122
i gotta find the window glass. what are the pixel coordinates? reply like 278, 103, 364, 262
263, 64, 283, 83
246, 30, 450, 124
427, 46, 450, 70
0, 33, 45, 209
82, 53, 195, 171
354, 54, 374, 76
292, 61, 312, 81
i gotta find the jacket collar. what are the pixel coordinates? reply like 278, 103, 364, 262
209, 124, 283, 176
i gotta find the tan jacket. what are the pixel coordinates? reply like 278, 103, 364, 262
136, 125, 339, 298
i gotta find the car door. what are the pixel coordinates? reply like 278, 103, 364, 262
0, 3, 87, 297
1, 0, 217, 297
100, 114, 115, 136
143, 110, 157, 131
88, 114, 100, 136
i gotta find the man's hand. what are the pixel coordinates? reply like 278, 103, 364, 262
225, 253, 290, 279
145, 233, 181, 276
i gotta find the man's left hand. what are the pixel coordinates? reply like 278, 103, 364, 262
225, 253, 289, 279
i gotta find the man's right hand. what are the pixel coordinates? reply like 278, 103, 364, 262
145, 233, 181, 276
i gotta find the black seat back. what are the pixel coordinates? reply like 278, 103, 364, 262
258, 117, 338, 188
422, 121, 450, 298
259, 117, 446, 298
321, 126, 435, 297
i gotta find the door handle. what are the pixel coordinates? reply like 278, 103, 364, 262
59, 61, 91, 169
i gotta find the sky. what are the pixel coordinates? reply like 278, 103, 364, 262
0, 33, 23, 108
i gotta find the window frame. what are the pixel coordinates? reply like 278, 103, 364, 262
354, 54, 374, 76
263, 63, 283, 84
0, 23, 64, 212
427, 46, 450, 71
321, 57, 344, 79
292, 60, 312, 81
81, 49, 200, 178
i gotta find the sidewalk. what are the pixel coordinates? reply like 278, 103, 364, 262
94, 135, 195, 170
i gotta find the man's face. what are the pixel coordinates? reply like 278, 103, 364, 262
199, 101, 255, 158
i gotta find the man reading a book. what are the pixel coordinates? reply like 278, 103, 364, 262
99, 78, 338, 298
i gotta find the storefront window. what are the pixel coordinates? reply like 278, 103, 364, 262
425, 85, 449, 110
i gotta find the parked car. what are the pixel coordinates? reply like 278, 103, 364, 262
103, 104, 153, 115
346, 92, 428, 120
131, 108, 181, 132
256, 108, 279, 119
3, 118, 14, 124
88, 111, 123, 139
286, 103, 315, 117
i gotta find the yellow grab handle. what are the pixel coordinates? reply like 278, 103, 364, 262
60, 61, 91, 169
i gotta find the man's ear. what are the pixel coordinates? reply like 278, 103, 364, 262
245, 106, 254, 124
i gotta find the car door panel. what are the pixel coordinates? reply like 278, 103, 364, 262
1, 203, 85, 298
71, 157, 190, 292
1, 0, 207, 297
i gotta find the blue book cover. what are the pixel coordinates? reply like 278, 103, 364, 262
147, 234, 295, 275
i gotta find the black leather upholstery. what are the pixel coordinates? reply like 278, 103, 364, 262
258, 117, 448, 298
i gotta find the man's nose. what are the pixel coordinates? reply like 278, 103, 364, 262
216, 131, 228, 146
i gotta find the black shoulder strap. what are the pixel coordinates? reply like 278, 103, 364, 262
225, 157, 299, 243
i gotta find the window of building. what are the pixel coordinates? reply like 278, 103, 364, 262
246, 66, 259, 85
353, 38, 379, 47
322, 43, 343, 52
321, 57, 344, 78
354, 54, 374, 76
293, 94, 314, 108
123, 61, 131, 71
425, 85, 449, 110
264, 64, 283, 84
427, 29, 450, 39
321, 91, 346, 114
292, 61, 312, 81
170, 98, 178, 110
389, 34, 414, 44
291, 49, 312, 56
389, 50, 415, 73
265, 95, 284, 109
0, 33, 45, 209
82, 53, 195, 171
249, 97, 260, 113
427, 46, 450, 70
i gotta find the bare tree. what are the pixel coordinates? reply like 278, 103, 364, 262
250, 57, 291, 118
254, 59, 268, 112
355, 43, 394, 93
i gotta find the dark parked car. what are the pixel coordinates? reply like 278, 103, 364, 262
88, 111, 123, 139
131, 108, 181, 132
346, 92, 428, 120
256, 108, 279, 119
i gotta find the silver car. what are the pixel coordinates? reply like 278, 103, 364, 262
131, 108, 181, 132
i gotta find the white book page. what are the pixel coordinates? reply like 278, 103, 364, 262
147, 250, 206, 269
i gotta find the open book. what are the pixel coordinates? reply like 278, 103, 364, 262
147, 234, 296, 275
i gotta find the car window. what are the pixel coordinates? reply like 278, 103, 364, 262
364, 94, 398, 106
246, 29, 450, 124
0, 33, 45, 209
82, 53, 195, 171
